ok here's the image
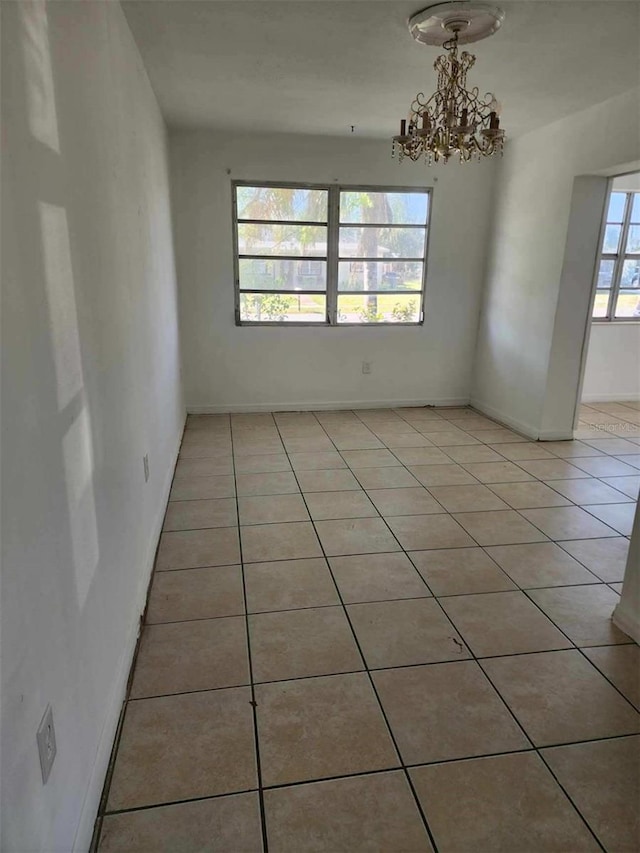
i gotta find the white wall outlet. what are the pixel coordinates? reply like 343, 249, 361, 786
143, 454, 150, 483
36, 705, 57, 784
362, 361, 372, 375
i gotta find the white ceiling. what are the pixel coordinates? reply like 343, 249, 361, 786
122, 0, 640, 138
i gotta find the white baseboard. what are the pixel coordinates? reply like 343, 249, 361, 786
72, 418, 185, 853
469, 398, 575, 442
613, 602, 640, 645
581, 392, 640, 403
187, 397, 470, 414
469, 398, 540, 440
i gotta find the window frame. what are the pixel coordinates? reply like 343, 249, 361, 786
592, 189, 640, 323
232, 180, 432, 327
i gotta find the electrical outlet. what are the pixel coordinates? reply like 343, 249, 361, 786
362, 361, 372, 375
143, 454, 150, 483
37, 705, 57, 784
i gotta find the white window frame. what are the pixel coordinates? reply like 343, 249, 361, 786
592, 189, 640, 322
232, 181, 431, 326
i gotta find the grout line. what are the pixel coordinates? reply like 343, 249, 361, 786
230, 421, 270, 853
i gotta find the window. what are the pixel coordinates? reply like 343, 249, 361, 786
592, 190, 640, 321
233, 182, 430, 325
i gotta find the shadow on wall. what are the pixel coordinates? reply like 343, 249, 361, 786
3, 1, 148, 848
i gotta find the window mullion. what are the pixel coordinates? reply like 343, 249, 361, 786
326, 186, 340, 325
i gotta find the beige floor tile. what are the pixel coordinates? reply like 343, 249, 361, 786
241, 522, 322, 563
107, 688, 257, 810
380, 433, 434, 448
527, 584, 631, 647
100, 792, 263, 853
583, 437, 640, 454
442, 445, 505, 463
330, 552, 430, 603
559, 537, 630, 581
236, 472, 300, 497
238, 494, 309, 525
249, 606, 363, 682
546, 477, 634, 505
441, 590, 571, 657
146, 565, 244, 623
233, 439, 285, 456
453, 510, 547, 546
374, 661, 529, 764
515, 458, 590, 480
583, 501, 636, 535
428, 484, 509, 513
409, 547, 516, 596
386, 514, 475, 550
481, 650, 640, 746
130, 617, 249, 698
583, 645, 640, 708
255, 673, 399, 786
347, 598, 470, 667
174, 457, 234, 478
314, 517, 400, 556
340, 449, 401, 468
331, 436, 386, 450
423, 430, 481, 447
156, 527, 240, 570
288, 451, 346, 471
244, 558, 339, 613
410, 753, 600, 853
366, 487, 444, 516
297, 469, 361, 492
234, 453, 291, 474
282, 436, 335, 453
264, 772, 432, 853
409, 463, 479, 487
163, 498, 237, 531
487, 481, 571, 509
521, 506, 618, 540
485, 542, 599, 588
169, 475, 235, 501
178, 442, 233, 460
542, 737, 640, 853
461, 461, 535, 483
487, 442, 555, 460
390, 447, 451, 466
354, 467, 420, 489
571, 456, 639, 477
466, 428, 527, 444
543, 440, 604, 458
601, 474, 640, 498
304, 490, 378, 520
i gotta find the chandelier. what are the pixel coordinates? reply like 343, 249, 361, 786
393, 2, 506, 164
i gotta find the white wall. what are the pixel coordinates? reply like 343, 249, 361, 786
582, 325, 640, 402
472, 89, 640, 438
1, 3, 184, 851
169, 130, 496, 412
582, 173, 640, 403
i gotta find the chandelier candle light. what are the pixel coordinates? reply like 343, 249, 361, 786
393, 2, 506, 164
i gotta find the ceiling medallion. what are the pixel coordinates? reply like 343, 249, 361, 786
393, 2, 506, 164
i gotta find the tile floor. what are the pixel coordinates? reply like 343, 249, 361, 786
94, 403, 640, 852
